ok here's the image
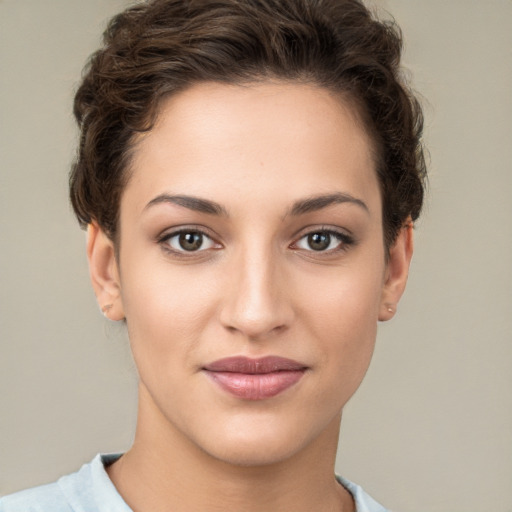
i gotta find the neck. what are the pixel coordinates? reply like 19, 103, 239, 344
107, 384, 354, 512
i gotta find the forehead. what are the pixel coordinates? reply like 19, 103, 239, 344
124, 81, 381, 217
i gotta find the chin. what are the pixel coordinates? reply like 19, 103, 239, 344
193, 415, 337, 468
205, 437, 304, 468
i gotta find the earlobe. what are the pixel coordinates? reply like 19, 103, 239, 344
379, 220, 414, 321
87, 223, 125, 321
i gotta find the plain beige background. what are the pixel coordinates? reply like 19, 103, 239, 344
0, 1, 511, 510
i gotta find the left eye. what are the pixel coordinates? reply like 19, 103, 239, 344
164, 231, 217, 252
294, 231, 348, 252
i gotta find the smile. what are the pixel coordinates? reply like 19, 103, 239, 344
202, 356, 308, 400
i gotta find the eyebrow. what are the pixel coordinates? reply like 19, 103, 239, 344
289, 193, 369, 216
144, 194, 228, 216
144, 192, 368, 217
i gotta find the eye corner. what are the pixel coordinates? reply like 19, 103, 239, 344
158, 227, 222, 256
290, 227, 355, 254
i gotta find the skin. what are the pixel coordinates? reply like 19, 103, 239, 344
87, 81, 413, 512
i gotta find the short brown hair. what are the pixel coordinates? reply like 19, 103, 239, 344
70, 0, 426, 249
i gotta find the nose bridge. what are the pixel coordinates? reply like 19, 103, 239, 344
221, 239, 291, 338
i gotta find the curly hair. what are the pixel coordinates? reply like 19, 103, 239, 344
70, 0, 426, 249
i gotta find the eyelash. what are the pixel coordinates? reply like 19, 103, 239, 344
291, 228, 355, 254
158, 227, 221, 257
157, 227, 355, 256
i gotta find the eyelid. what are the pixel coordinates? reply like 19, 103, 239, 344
157, 225, 222, 254
157, 224, 217, 240
290, 223, 354, 239
155, 224, 354, 256
290, 226, 355, 253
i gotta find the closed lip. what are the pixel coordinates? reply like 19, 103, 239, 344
202, 356, 308, 400
203, 356, 308, 374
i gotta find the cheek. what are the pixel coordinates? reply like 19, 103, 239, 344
295, 263, 383, 379
297, 261, 384, 331
118, 256, 221, 367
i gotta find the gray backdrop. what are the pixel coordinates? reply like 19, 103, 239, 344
1, 1, 511, 511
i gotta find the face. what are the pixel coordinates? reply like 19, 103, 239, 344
90, 81, 411, 467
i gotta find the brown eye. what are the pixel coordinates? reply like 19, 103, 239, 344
293, 229, 353, 253
179, 232, 203, 251
307, 232, 331, 251
164, 231, 216, 252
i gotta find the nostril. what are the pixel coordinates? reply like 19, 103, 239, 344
223, 321, 288, 341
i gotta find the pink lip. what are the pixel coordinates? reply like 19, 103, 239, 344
203, 356, 307, 400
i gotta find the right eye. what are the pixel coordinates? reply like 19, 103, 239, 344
162, 230, 217, 252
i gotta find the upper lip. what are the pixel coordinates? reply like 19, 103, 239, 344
203, 356, 307, 374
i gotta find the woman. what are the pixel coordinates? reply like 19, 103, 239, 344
0, 0, 425, 510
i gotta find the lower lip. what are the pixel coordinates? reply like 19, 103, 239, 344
204, 370, 305, 400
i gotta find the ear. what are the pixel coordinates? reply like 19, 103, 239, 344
87, 223, 125, 321
379, 220, 414, 321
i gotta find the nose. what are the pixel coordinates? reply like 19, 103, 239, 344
219, 248, 294, 340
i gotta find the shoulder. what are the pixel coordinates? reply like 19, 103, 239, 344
0, 482, 72, 512
336, 475, 390, 512
0, 454, 128, 512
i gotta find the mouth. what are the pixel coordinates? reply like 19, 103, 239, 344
202, 356, 308, 400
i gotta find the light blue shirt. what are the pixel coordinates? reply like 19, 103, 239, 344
0, 454, 389, 512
